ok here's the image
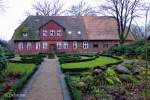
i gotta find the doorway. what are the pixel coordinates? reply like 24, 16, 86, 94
49, 44, 57, 53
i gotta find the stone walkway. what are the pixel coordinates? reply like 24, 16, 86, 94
24, 59, 63, 100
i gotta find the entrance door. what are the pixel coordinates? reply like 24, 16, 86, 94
49, 44, 56, 53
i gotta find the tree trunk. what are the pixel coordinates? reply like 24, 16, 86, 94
120, 38, 125, 45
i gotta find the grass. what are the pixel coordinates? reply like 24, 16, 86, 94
7, 63, 36, 74
62, 56, 120, 69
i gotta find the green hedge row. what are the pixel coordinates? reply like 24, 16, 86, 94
61, 55, 123, 73
59, 54, 98, 64
1, 65, 39, 100
9, 54, 45, 65
65, 74, 82, 100
62, 68, 90, 73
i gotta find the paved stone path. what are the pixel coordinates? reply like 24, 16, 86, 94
24, 59, 63, 100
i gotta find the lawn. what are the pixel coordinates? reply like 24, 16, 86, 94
62, 56, 120, 69
7, 63, 36, 74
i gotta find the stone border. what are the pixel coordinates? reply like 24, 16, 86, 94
56, 59, 72, 100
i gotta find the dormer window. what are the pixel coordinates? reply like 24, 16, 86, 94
77, 31, 81, 35
57, 30, 62, 36
68, 31, 72, 35
22, 32, 27, 37
43, 30, 47, 32
43, 29, 48, 36
50, 30, 55, 36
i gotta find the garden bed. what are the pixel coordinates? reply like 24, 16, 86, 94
61, 56, 122, 72
65, 60, 150, 100
0, 63, 38, 99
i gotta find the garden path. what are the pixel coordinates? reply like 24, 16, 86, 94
24, 59, 63, 100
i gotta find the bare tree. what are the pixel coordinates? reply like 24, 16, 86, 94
100, 0, 141, 44
66, 1, 97, 16
32, 0, 64, 16
130, 24, 145, 40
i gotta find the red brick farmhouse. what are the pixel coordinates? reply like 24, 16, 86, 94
12, 16, 134, 54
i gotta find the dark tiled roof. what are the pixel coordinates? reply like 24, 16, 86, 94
13, 16, 134, 41
14, 16, 88, 40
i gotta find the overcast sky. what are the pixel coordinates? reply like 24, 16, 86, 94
0, 0, 148, 41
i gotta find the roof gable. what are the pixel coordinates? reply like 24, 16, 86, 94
39, 19, 65, 30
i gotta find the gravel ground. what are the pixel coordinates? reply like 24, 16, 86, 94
24, 59, 63, 100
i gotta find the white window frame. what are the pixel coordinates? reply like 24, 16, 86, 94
18, 42, 23, 50
73, 41, 77, 49
83, 41, 88, 49
57, 30, 62, 36
43, 42, 48, 49
63, 42, 68, 49
50, 30, 55, 36
57, 42, 62, 49
27, 42, 32, 50
36, 42, 40, 50
43, 29, 48, 36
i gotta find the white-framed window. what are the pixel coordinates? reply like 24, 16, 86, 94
73, 41, 77, 49
43, 29, 48, 36
63, 42, 68, 49
18, 42, 23, 50
43, 42, 48, 49
57, 42, 62, 49
57, 30, 62, 36
50, 30, 55, 36
83, 41, 88, 49
36, 42, 40, 50
27, 42, 32, 50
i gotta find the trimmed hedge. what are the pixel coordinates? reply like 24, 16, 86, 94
59, 54, 98, 64
61, 55, 123, 73
65, 74, 82, 100
9, 55, 44, 65
2, 64, 39, 100
62, 68, 90, 73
